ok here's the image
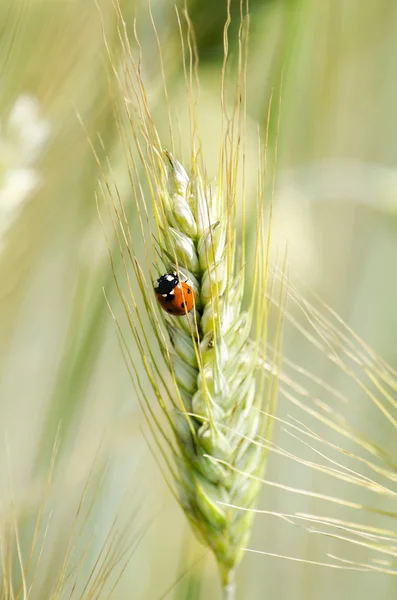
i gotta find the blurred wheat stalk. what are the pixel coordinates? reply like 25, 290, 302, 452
0, 0, 146, 597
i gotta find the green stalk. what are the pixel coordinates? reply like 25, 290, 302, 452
222, 569, 236, 600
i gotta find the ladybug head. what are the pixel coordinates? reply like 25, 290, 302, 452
154, 271, 179, 294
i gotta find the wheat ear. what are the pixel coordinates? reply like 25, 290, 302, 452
147, 148, 282, 594
100, 2, 284, 596
106, 111, 282, 600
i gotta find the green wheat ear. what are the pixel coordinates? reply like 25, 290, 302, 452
100, 2, 285, 596
107, 145, 284, 598
158, 151, 262, 582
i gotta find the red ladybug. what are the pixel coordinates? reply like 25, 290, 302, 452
154, 271, 195, 316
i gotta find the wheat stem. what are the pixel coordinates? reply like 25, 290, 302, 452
222, 569, 236, 600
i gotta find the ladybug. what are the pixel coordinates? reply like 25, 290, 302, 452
154, 271, 195, 316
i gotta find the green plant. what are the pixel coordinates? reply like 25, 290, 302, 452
100, 2, 285, 596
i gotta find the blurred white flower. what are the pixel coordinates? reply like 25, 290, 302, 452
6, 95, 50, 165
0, 94, 50, 247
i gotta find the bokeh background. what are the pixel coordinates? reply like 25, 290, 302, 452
1, 1, 397, 598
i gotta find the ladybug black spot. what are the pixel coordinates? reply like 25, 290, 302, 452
187, 289, 191, 294
181, 302, 185, 309
167, 308, 174, 314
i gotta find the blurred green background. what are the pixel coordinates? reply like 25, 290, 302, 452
1, 0, 397, 598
